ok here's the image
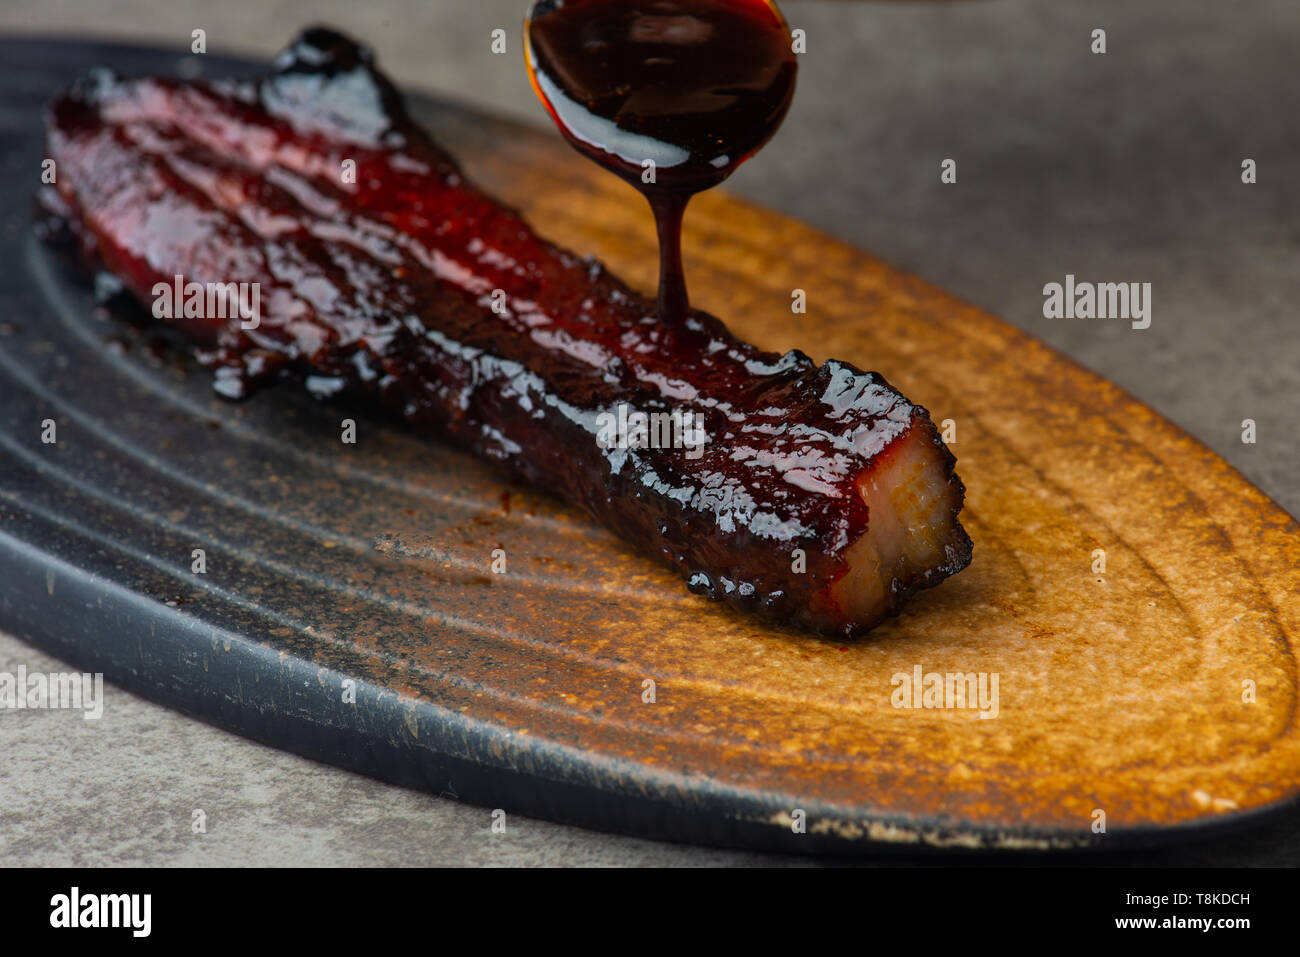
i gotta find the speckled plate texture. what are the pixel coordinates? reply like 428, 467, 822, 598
2, 38, 1298, 854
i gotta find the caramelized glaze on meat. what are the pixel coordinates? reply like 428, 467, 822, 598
42, 27, 971, 636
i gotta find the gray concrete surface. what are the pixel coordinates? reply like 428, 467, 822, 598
1, 0, 1297, 866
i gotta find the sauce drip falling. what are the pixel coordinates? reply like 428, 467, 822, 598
524, 0, 797, 324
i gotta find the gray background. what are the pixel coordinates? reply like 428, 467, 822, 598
1, 0, 1297, 865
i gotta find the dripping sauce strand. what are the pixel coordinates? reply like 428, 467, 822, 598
524, 0, 798, 324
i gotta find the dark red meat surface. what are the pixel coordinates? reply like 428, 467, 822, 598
42, 28, 971, 636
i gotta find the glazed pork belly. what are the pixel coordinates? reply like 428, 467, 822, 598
41, 27, 971, 636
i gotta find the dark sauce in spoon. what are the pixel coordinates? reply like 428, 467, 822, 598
525, 0, 797, 324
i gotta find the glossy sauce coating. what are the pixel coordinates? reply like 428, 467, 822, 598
43, 28, 969, 635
